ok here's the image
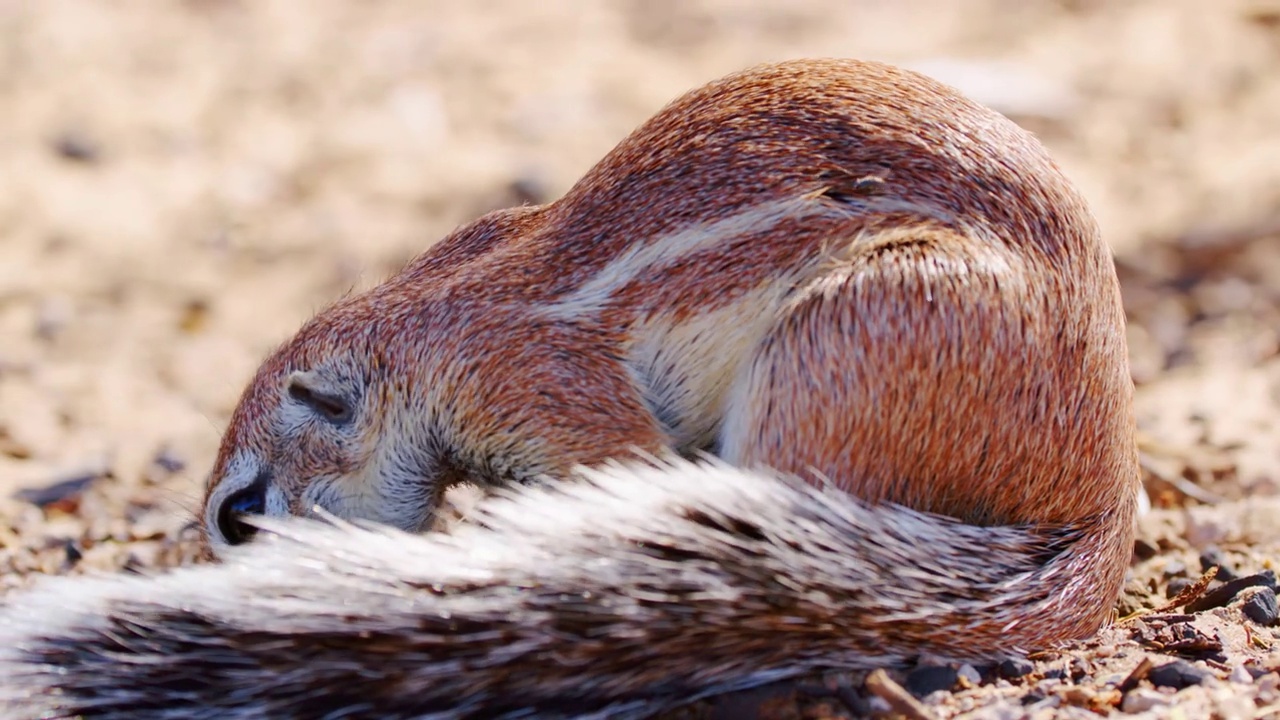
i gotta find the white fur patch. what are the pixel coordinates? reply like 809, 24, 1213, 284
537, 197, 830, 321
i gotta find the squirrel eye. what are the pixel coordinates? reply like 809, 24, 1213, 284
287, 376, 354, 424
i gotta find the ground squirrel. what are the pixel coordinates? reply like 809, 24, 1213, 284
0, 58, 1139, 719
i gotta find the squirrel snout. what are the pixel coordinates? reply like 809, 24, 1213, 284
215, 474, 268, 546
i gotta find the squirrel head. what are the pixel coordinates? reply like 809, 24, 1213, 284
199, 308, 451, 556
197, 206, 561, 558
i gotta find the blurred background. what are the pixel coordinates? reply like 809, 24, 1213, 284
0, 0, 1278, 580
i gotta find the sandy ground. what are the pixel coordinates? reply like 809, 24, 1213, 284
1, 0, 1279, 717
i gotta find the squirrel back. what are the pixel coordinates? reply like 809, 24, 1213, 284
0, 59, 1138, 719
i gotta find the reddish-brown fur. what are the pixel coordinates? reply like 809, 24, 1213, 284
200, 58, 1138, 651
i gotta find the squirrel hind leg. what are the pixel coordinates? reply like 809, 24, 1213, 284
719, 226, 1130, 529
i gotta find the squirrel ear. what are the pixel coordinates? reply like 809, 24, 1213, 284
285, 370, 355, 425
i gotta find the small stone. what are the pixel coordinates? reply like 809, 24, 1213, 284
1133, 538, 1159, 561
904, 665, 959, 696
1148, 660, 1212, 690
1186, 570, 1279, 612
1020, 690, 1046, 706
1229, 665, 1254, 684
957, 664, 982, 687
1166, 577, 1193, 598
1242, 587, 1279, 626
152, 446, 187, 474
1034, 678, 1062, 694
1199, 546, 1238, 581
62, 539, 83, 566
1121, 688, 1173, 713
1163, 559, 1187, 578
998, 658, 1036, 679
11, 471, 102, 510
51, 130, 101, 163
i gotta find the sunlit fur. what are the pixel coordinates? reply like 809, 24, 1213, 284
1, 59, 1139, 717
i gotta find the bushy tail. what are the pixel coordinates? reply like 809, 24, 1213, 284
0, 459, 1127, 720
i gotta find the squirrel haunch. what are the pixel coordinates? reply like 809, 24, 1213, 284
0, 58, 1139, 718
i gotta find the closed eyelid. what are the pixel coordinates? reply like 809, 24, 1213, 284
284, 370, 358, 425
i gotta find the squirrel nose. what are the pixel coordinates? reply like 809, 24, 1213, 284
216, 477, 267, 546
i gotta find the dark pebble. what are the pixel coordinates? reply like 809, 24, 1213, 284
1041, 667, 1067, 680
1199, 547, 1238, 581
1163, 559, 1187, 578
1133, 538, 1160, 561
1020, 690, 1047, 706
52, 131, 101, 163
63, 539, 83, 566
904, 665, 959, 696
1148, 660, 1212, 690
998, 658, 1036, 679
153, 446, 186, 474
1167, 577, 1193, 598
1242, 587, 1279, 626
1185, 570, 1279, 613
12, 471, 102, 508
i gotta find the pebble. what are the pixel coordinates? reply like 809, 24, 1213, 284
1148, 660, 1212, 690
904, 665, 959, 696
51, 129, 101, 163
1166, 577, 1193, 597
1242, 587, 1279, 626
1186, 570, 1279, 612
1229, 665, 1255, 684
1132, 538, 1159, 561
1121, 688, 1173, 713
62, 539, 83, 567
1199, 546, 1238, 581
1019, 690, 1046, 706
998, 658, 1036, 679
152, 445, 187, 474
12, 471, 101, 509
